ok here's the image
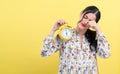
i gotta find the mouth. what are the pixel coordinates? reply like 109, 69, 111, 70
81, 23, 86, 27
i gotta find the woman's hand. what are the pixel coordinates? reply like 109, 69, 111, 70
49, 19, 67, 36
88, 21, 102, 34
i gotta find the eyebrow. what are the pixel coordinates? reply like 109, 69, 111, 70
85, 14, 94, 21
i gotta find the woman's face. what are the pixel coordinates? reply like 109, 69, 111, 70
78, 13, 96, 30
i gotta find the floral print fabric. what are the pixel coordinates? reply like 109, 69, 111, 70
41, 29, 110, 74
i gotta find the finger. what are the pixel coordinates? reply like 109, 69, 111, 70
63, 21, 67, 25
59, 22, 64, 25
56, 20, 61, 25
60, 20, 66, 25
88, 22, 93, 27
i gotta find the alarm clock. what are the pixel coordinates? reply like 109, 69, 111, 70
58, 24, 73, 41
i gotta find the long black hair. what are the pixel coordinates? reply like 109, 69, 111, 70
80, 6, 101, 52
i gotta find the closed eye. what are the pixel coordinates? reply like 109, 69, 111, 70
83, 15, 88, 19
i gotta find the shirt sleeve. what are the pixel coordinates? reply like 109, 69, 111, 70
97, 33, 111, 58
41, 35, 62, 57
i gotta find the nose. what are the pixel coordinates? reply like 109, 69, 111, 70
84, 19, 89, 24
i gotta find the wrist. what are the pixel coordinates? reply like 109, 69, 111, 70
49, 30, 55, 36
96, 28, 102, 34
94, 25, 102, 34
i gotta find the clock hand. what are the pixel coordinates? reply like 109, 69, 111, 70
66, 30, 67, 37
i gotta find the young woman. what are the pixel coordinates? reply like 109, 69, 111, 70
41, 6, 110, 74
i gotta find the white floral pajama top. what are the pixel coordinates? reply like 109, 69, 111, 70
41, 29, 110, 74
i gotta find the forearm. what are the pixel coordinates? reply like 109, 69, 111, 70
41, 35, 61, 57
97, 34, 110, 58
95, 25, 102, 34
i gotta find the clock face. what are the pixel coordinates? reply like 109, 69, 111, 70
61, 28, 72, 38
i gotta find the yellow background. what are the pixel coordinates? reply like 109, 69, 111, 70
0, 0, 120, 74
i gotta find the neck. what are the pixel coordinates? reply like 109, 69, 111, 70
75, 26, 87, 36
